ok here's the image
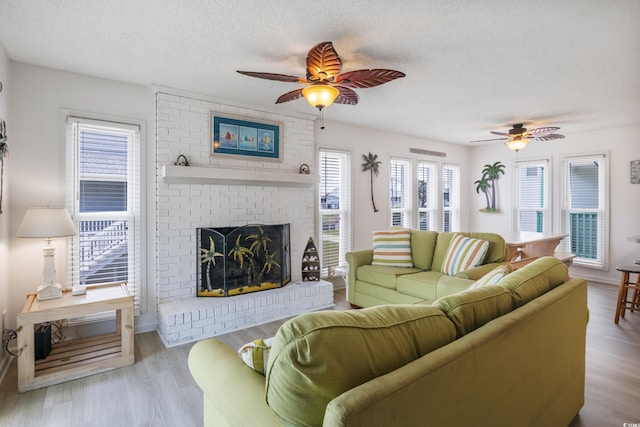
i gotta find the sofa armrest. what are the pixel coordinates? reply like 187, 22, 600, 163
345, 250, 373, 303
188, 338, 282, 427
455, 261, 511, 280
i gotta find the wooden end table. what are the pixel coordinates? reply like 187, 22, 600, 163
16, 283, 134, 392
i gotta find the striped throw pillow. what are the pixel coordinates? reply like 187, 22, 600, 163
469, 264, 513, 289
238, 337, 273, 375
371, 229, 413, 267
441, 234, 489, 276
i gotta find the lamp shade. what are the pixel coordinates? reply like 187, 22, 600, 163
302, 84, 340, 109
16, 207, 78, 238
506, 136, 529, 152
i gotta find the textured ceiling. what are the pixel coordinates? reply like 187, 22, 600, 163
1, 0, 639, 144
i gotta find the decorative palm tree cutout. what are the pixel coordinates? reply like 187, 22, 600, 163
476, 161, 505, 212
361, 152, 381, 213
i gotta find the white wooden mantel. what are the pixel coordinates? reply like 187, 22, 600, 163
161, 164, 320, 187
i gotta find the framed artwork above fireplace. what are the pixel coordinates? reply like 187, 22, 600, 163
211, 112, 282, 161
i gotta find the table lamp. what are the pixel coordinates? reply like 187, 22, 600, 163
16, 207, 78, 301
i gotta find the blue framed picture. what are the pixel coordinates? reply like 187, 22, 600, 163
211, 113, 282, 161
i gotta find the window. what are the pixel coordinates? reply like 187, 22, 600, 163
561, 154, 609, 269
442, 164, 460, 232
514, 159, 550, 233
417, 161, 437, 230
66, 116, 143, 313
319, 149, 351, 278
390, 158, 412, 228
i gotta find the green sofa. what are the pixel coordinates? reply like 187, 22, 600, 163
188, 257, 587, 427
346, 231, 509, 307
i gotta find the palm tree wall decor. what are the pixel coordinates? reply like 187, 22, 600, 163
361, 152, 382, 213
477, 161, 505, 212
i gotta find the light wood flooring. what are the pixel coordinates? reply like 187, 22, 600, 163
0, 284, 638, 427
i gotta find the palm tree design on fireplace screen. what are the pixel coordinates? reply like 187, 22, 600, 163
197, 224, 291, 297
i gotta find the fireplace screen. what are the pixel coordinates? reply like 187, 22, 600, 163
197, 224, 291, 297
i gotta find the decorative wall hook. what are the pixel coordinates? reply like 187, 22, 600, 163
175, 154, 190, 166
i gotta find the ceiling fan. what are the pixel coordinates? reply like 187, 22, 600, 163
471, 123, 565, 151
237, 41, 405, 124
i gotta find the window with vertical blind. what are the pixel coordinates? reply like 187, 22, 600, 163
561, 154, 609, 269
390, 158, 412, 228
417, 160, 436, 230
66, 116, 143, 315
514, 159, 550, 233
442, 164, 460, 232
319, 149, 351, 278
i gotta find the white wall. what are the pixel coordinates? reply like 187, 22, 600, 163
0, 43, 11, 376
469, 125, 640, 284
315, 120, 471, 251
6, 63, 156, 331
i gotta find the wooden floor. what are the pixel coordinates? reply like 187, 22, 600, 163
0, 284, 638, 426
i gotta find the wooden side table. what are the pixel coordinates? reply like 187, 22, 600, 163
16, 283, 134, 392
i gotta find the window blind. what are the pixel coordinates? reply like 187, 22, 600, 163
390, 158, 412, 228
66, 116, 142, 320
417, 160, 436, 230
562, 154, 608, 270
442, 164, 460, 232
319, 149, 351, 277
514, 159, 550, 233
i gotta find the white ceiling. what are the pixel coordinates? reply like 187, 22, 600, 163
1, 0, 639, 145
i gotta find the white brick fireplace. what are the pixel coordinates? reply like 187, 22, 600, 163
154, 89, 333, 347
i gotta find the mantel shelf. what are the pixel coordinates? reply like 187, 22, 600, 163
161, 164, 320, 187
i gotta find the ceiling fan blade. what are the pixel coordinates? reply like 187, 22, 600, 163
335, 69, 406, 88
470, 137, 511, 143
333, 86, 359, 105
236, 71, 303, 83
275, 88, 304, 104
532, 134, 565, 141
528, 126, 560, 137
490, 131, 511, 137
306, 42, 342, 82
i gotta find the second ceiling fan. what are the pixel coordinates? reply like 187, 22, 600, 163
471, 123, 565, 151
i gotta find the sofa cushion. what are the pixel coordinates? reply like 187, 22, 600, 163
432, 285, 516, 338
469, 264, 513, 289
410, 230, 439, 270
432, 232, 506, 272
237, 337, 273, 375
441, 234, 490, 276
265, 305, 456, 427
371, 229, 413, 267
357, 264, 423, 289
499, 256, 569, 306
396, 271, 443, 300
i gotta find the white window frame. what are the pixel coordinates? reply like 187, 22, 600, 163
318, 148, 352, 278
66, 114, 144, 317
390, 158, 413, 228
560, 153, 609, 270
513, 158, 551, 233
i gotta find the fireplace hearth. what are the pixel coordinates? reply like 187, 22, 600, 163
197, 224, 291, 297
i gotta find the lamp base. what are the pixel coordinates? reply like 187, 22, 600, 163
71, 285, 87, 296
37, 282, 63, 301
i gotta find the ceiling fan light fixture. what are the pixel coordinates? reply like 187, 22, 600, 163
302, 84, 340, 110
506, 136, 529, 152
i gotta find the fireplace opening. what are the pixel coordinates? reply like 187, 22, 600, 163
197, 224, 291, 297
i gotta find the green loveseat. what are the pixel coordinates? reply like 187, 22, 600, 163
188, 257, 588, 427
346, 230, 509, 307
